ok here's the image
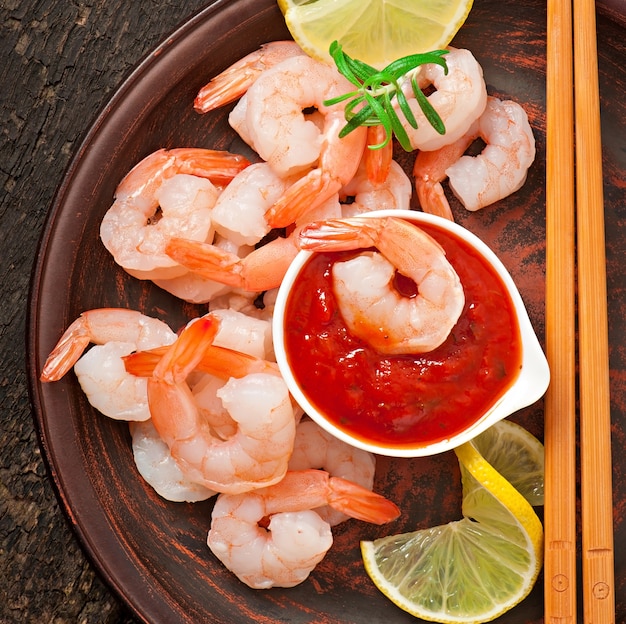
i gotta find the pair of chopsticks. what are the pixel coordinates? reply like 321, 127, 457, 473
544, 0, 615, 621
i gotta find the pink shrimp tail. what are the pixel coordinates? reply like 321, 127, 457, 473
40, 317, 91, 382
153, 316, 220, 384
328, 476, 400, 525
125, 342, 280, 380
298, 216, 381, 252
165, 237, 244, 287
365, 125, 393, 185
416, 181, 454, 221
265, 169, 341, 229
168, 148, 250, 186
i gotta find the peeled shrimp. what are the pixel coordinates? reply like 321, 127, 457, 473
144, 316, 297, 494
40, 308, 176, 421
288, 420, 376, 526
241, 55, 364, 177
396, 47, 487, 152
207, 469, 400, 589
298, 216, 465, 354
414, 97, 536, 216
446, 97, 536, 211
340, 159, 412, 217
208, 162, 296, 247
194, 41, 305, 113
130, 419, 216, 502
226, 55, 367, 228
100, 148, 249, 280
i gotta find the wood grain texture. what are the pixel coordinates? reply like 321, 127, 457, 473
2, 0, 625, 623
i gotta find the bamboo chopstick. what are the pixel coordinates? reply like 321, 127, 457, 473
544, 0, 577, 620
573, 0, 616, 620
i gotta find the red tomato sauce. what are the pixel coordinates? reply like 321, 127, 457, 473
283, 221, 523, 449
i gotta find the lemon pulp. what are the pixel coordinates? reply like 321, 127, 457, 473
361, 420, 544, 623
277, 0, 474, 69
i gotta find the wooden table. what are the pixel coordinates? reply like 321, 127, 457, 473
1, 2, 205, 621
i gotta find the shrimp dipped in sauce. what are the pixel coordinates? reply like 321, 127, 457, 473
298, 216, 465, 354
207, 469, 400, 589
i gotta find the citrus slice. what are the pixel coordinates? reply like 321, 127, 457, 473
361, 420, 544, 623
277, 0, 474, 69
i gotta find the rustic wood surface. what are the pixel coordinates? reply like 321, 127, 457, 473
0, 2, 206, 621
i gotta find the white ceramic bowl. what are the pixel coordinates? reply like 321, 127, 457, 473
273, 209, 550, 458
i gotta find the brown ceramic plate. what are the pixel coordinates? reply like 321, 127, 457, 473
28, 0, 625, 622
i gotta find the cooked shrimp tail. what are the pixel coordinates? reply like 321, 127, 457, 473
165, 235, 298, 292
365, 125, 393, 185
125, 341, 280, 380
260, 470, 400, 525
194, 41, 304, 113
324, 475, 400, 525
413, 131, 476, 221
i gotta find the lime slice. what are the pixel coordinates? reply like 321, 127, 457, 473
277, 0, 474, 69
361, 420, 543, 623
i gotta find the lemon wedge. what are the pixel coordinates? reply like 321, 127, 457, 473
361, 420, 544, 623
276, 0, 474, 69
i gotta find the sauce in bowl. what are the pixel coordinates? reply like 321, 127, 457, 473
283, 222, 522, 449
273, 210, 549, 457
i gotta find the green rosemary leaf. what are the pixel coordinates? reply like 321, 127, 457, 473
411, 77, 446, 135
325, 41, 449, 151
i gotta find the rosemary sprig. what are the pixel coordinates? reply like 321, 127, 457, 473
323, 41, 449, 151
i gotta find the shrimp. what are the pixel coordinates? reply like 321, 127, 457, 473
298, 216, 465, 354
340, 159, 412, 217
208, 162, 297, 248
194, 41, 305, 113
288, 420, 376, 526
395, 47, 487, 152
227, 55, 367, 228
207, 469, 400, 589
445, 97, 536, 211
39, 308, 177, 421
100, 148, 249, 280
413, 129, 477, 220
164, 193, 341, 293
130, 419, 216, 502
144, 316, 297, 494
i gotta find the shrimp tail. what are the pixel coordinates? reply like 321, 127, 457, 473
166, 236, 296, 292
125, 342, 280, 380
153, 316, 220, 383
365, 125, 393, 185
265, 170, 341, 229
168, 148, 250, 186
416, 180, 454, 221
40, 317, 91, 382
123, 347, 168, 377
166, 238, 245, 285
194, 41, 303, 113
298, 217, 379, 251
327, 476, 401, 525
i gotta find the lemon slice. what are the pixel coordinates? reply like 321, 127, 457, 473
277, 0, 474, 69
361, 421, 544, 623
